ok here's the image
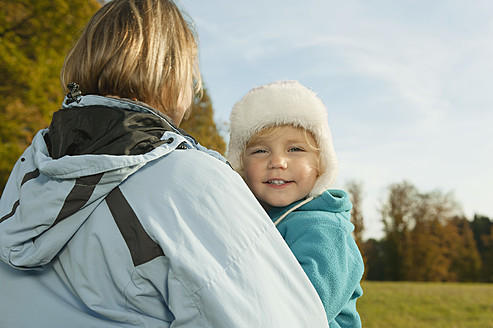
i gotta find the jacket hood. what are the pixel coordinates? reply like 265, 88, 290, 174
0, 95, 190, 269
299, 189, 352, 213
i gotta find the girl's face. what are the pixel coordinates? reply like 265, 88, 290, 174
242, 126, 319, 210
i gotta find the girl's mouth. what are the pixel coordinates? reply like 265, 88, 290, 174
265, 179, 291, 185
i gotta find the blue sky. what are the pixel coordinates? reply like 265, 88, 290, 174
178, 0, 493, 239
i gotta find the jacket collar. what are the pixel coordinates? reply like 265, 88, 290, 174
47, 95, 182, 158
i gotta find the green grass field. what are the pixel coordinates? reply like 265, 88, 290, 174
358, 281, 493, 328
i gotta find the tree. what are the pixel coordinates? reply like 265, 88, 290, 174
0, 0, 101, 194
379, 181, 480, 282
405, 190, 461, 281
479, 226, 493, 282
180, 88, 226, 154
346, 180, 365, 247
345, 180, 367, 278
380, 181, 417, 280
447, 216, 481, 282
363, 238, 386, 281
471, 215, 493, 282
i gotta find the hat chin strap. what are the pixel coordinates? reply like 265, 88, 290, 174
273, 196, 314, 226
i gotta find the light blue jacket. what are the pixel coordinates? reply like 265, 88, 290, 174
268, 190, 364, 328
0, 95, 329, 328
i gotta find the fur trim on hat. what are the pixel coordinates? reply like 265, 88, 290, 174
227, 80, 338, 197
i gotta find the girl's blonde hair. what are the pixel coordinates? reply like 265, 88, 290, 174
239, 124, 325, 177
61, 0, 201, 116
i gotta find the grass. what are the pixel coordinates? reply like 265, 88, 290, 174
358, 281, 493, 328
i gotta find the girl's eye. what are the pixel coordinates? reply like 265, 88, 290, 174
289, 146, 304, 152
251, 149, 267, 154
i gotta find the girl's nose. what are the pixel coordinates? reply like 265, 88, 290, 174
268, 154, 287, 169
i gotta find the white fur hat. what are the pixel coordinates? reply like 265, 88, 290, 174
227, 80, 338, 197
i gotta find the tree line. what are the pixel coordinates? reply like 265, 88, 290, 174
347, 180, 493, 283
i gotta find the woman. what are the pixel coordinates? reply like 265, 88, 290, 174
0, 1, 329, 327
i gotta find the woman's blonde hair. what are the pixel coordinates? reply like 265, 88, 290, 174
239, 124, 324, 177
61, 0, 201, 116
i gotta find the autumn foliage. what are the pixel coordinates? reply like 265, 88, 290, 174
0, 0, 101, 190
356, 181, 493, 282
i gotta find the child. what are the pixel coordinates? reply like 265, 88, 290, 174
227, 80, 364, 327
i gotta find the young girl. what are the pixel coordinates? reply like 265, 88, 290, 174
228, 80, 365, 327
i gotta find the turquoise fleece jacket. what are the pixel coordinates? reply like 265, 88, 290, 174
268, 189, 364, 327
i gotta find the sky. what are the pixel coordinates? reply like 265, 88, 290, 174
178, 0, 493, 239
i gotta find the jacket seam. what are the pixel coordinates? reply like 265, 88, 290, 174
124, 269, 152, 327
